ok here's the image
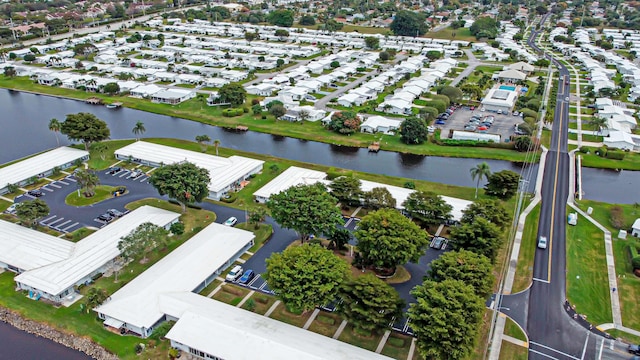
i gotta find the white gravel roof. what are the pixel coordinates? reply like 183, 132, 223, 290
0, 147, 88, 188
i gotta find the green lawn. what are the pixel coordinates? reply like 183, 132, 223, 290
241, 292, 277, 315
579, 151, 640, 171
338, 323, 383, 352
85, 140, 135, 170
307, 311, 343, 338
0, 76, 537, 163
512, 204, 540, 293
503, 316, 527, 342
197, 279, 222, 297
63, 227, 97, 242
268, 302, 313, 328
498, 341, 528, 360
380, 332, 414, 360
65, 185, 118, 206
426, 26, 477, 42
566, 211, 613, 325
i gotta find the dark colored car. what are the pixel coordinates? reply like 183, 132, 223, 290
108, 166, 122, 175
97, 213, 113, 222
107, 209, 124, 218
629, 344, 640, 355
115, 187, 126, 195
27, 189, 43, 197
239, 270, 255, 284
435, 120, 445, 125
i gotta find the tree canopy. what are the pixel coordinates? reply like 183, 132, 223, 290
148, 162, 211, 213
400, 117, 428, 144
364, 36, 380, 50
484, 170, 520, 200
363, 187, 397, 210
461, 199, 511, 230
299, 15, 316, 26
267, 183, 343, 242
402, 191, 453, 226
60, 112, 110, 151
15, 199, 49, 228
355, 208, 429, 271
439, 86, 463, 103
103, 82, 120, 95
390, 10, 428, 37
267, 9, 294, 27
118, 222, 169, 263
469, 16, 500, 39
408, 279, 485, 360
450, 217, 503, 262
327, 111, 362, 135
219, 82, 247, 107
338, 274, 404, 334
428, 250, 494, 297
265, 244, 349, 313
330, 175, 362, 206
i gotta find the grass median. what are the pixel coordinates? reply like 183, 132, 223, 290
512, 204, 540, 293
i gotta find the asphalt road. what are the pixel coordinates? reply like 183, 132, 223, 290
501, 14, 631, 360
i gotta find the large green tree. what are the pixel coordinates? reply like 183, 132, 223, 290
118, 222, 169, 263
60, 112, 111, 151
265, 244, 349, 313
390, 10, 428, 37
461, 199, 511, 229
74, 169, 100, 197
439, 86, 463, 103
408, 279, 485, 360
149, 162, 211, 213
400, 117, 428, 144
402, 191, 453, 226
470, 162, 491, 199
330, 175, 362, 206
428, 250, 494, 297
363, 187, 397, 210
85, 287, 109, 312
484, 170, 520, 200
132, 121, 146, 141
48, 118, 61, 146
450, 218, 503, 262
469, 16, 500, 39
267, 9, 294, 27
338, 274, 404, 334
219, 82, 247, 107
267, 183, 343, 242
355, 208, 429, 271
364, 36, 380, 50
15, 199, 49, 228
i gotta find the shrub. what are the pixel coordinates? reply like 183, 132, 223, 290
326, 167, 342, 180
222, 286, 242, 296
403, 181, 415, 189
149, 321, 176, 340
255, 295, 269, 304
388, 337, 405, 347
221, 192, 238, 203
610, 205, 625, 229
596, 146, 608, 157
251, 98, 260, 105
606, 150, 625, 160
245, 298, 256, 311
632, 254, 640, 270
134, 344, 144, 354
317, 315, 336, 325
170, 222, 185, 235
579, 146, 591, 154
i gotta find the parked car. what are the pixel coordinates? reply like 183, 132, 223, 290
565, 96, 569, 101
97, 213, 114, 222
427, 126, 435, 133
435, 120, 446, 125
224, 217, 238, 227
5, 203, 17, 213
107, 209, 124, 218
239, 269, 255, 284
513, 111, 519, 116
497, 109, 503, 114
537, 236, 548, 249
226, 265, 244, 282
108, 166, 122, 175
470, 106, 475, 110
464, 125, 477, 131
27, 189, 43, 197
430, 236, 447, 250
114, 187, 127, 196
127, 170, 142, 179
629, 344, 640, 355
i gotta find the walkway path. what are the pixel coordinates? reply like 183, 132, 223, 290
332, 320, 348, 339
264, 300, 281, 317
375, 330, 391, 353
567, 139, 602, 147
302, 309, 320, 330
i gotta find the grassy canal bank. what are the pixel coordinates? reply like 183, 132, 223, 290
0, 75, 536, 162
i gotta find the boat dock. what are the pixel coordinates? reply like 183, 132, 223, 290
368, 142, 380, 152
85, 97, 103, 105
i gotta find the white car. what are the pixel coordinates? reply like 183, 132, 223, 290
224, 217, 238, 226
225, 265, 244, 281
427, 126, 435, 133
538, 236, 548, 249
5, 203, 17, 213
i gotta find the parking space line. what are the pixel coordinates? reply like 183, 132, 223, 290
118, 171, 129, 178
65, 177, 76, 182
47, 218, 66, 226
258, 281, 268, 291
48, 183, 61, 189
139, 177, 148, 183
57, 180, 69, 185
56, 220, 72, 228
247, 274, 261, 287
61, 222, 79, 232
41, 215, 57, 224
41, 187, 54, 192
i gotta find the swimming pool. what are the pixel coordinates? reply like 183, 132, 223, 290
499, 85, 516, 91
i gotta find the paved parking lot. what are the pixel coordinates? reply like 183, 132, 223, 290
436, 108, 524, 141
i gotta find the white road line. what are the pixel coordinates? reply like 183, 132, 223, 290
61, 222, 79, 232
247, 274, 261, 287
258, 281, 268, 291
65, 177, 76, 182
402, 319, 410, 332
580, 331, 590, 359
597, 338, 604, 360
41, 215, 57, 223
47, 218, 66, 226
56, 220, 72, 228
533, 277, 551, 283
608, 339, 614, 350
48, 183, 61, 188
529, 348, 560, 360
530, 342, 580, 360
139, 177, 148, 183
344, 218, 353, 227
57, 180, 69, 185
41, 187, 54, 192
118, 171, 128, 178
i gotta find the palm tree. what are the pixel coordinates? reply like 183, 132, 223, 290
213, 139, 221, 156
75, 169, 100, 197
470, 162, 491, 199
132, 121, 146, 141
195, 134, 211, 152
588, 116, 608, 135
48, 118, 61, 146
84, 287, 108, 313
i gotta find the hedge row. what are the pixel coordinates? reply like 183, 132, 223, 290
630, 242, 640, 270
222, 108, 245, 117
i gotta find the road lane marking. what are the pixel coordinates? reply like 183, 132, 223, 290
580, 331, 589, 359
597, 338, 604, 359
547, 100, 566, 282
532, 277, 550, 283
530, 341, 580, 360
61, 222, 79, 232
529, 348, 560, 359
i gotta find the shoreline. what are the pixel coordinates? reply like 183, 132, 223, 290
0, 305, 117, 360
0, 84, 535, 163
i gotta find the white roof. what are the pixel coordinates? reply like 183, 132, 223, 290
164, 292, 393, 360
253, 166, 326, 200
633, 218, 640, 230
497, 69, 526, 80
0, 220, 75, 271
508, 61, 535, 72
360, 116, 403, 130
114, 142, 264, 193
15, 206, 179, 296
0, 147, 88, 188
95, 222, 254, 329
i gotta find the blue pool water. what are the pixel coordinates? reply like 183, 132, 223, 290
499, 85, 516, 91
